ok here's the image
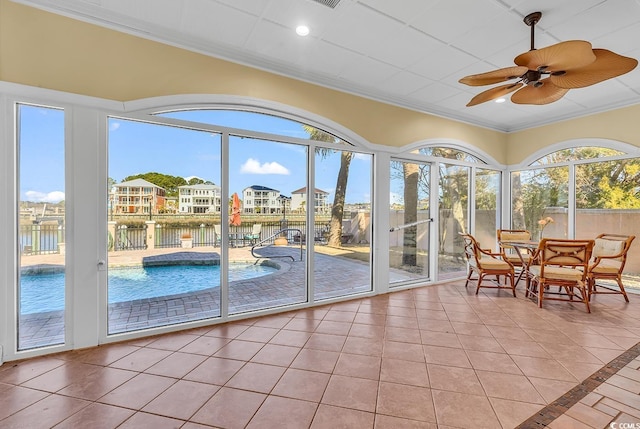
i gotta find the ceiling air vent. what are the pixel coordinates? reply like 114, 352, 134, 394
310, 0, 341, 9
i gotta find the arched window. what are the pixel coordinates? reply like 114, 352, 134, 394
510, 143, 640, 281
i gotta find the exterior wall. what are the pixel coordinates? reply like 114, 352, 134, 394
111, 185, 165, 215
178, 185, 221, 214
243, 188, 280, 214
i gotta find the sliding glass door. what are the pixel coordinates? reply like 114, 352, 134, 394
389, 159, 432, 287
107, 118, 222, 334
16, 103, 66, 350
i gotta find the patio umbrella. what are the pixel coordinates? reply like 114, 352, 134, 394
230, 192, 242, 226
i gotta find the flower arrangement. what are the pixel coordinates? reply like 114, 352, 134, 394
537, 216, 554, 239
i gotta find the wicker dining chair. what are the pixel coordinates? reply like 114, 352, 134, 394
587, 233, 635, 303
461, 233, 516, 297
526, 238, 594, 312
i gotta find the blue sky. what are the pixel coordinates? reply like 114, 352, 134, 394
20, 105, 372, 204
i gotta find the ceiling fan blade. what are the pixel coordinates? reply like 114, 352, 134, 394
550, 49, 639, 89
514, 40, 596, 72
511, 79, 569, 105
466, 83, 523, 106
459, 66, 528, 86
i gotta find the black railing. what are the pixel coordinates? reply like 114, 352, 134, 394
251, 228, 304, 262
20, 223, 64, 255
115, 224, 147, 250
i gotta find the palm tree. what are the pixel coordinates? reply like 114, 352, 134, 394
402, 162, 419, 266
303, 125, 352, 248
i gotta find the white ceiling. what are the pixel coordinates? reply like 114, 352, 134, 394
14, 0, 640, 132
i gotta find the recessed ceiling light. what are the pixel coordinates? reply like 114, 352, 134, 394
495, 98, 506, 103
296, 25, 310, 36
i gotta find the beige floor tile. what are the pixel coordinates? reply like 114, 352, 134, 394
423, 345, 472, 368
108, 348, 173, 372
528, 376, 579, 403
450, 321, 493, 337
246, 396, 317, 429
353, 312, 386, 326
22, 361, 103, 393
0, 357, 66, 386
117, 411, 184, 428
547, 413, 593, 428
476, 370, 545, 404
457, 334, 505, 353
321, 374, 378, 413
380, 358, 429, 387
271, 368, 330, 402
235, 326, 280, 343
489, 397, 544, 429
183, 356, 244, 385
419, 331, 462, 349
212, 339, 264, 361
511, 355, 577, 381
1, 394, 90, 429
342, 336, 384, 356
54, 402, 134, 429
497, 337, 552, 358
383, 341, 426, 362
191, 387, 266, 429
431, 389, 500, 429
304, 333, 347, 352
348, 323, 386, 339
0, 385, 50, 420
385, 326, 422, 344
566, 402, 615, 428
65, 344, 140, 366
178, 335, 231, 355
145, 333, 200, 351
428, 364, 484, 395
57, 366, 136, 401
465, 349, 523, 375
376, 381, 435, 422
144, 351, 207, 379
312, 404, 374, 429
98, 373, 175, 409
315, 320, 352, 336
324, 310, 357, 323
250, 343, 301, 367
226, 362, 286, 393
290, 348, 340, 373
142, 379, 219, 420
373, 414, 437, 428
268, 329, 312, 347
334, 353, 381, 380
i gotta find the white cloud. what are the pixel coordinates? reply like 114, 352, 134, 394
240, 158, 290, 175
25, 190, 65, 203
109, 122, 120, 132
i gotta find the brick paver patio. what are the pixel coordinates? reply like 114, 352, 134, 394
18, 244, 397, 349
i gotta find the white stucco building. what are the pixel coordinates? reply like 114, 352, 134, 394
178, 184, 221, 214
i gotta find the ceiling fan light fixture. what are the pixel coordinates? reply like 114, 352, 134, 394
458, 11, 637, 106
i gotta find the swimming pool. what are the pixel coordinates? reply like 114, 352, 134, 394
19, 263, 277, 314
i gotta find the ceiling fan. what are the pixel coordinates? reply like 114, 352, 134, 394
459, 11, 638, 106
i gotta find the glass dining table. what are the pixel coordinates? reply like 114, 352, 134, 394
499, 240, 540, 286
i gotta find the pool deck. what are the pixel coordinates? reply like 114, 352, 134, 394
18, 245, 382, 349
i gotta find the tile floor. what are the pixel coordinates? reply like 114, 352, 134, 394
1, 280, 640, 428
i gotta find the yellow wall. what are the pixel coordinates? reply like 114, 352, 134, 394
507, 104, 640, 164
0, 1, 507, 161
2, 1, 639, 165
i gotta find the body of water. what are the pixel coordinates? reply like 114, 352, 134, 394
20, 263, 277, 314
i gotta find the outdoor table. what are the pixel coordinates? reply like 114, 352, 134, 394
499, 240, 540, 286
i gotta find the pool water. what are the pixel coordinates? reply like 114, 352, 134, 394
20, 264, 276, 314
